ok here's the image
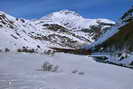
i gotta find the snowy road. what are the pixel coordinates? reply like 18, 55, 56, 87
0, 53, 133, 89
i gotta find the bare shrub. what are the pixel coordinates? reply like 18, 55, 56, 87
17, 47, 35, 53
44, 50, 55, 56
5, 48, 10, 52
41, 62, 59, 72
78, 72, 85, 75
72, 70, 85, 75
0, 49, 2, 52
72, 70, 78, 74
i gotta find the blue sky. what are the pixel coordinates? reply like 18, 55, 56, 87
0, 0, 132, 20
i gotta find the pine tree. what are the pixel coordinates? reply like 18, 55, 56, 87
121, 6, 133, 23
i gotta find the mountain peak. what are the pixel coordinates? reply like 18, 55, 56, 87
41, 10, 82, 21
56, 9, 80, 16
40, 10, 115, 31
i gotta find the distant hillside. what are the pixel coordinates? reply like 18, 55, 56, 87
93, 21, 133, 52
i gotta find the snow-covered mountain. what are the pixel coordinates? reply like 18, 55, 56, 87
39, 10, 115, 30
0, 10, 115, 54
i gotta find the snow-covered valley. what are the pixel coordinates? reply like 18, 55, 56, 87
0, 53, 133, 89
0, 9, 133, 89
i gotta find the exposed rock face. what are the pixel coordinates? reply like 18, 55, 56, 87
0, 13, 15, 28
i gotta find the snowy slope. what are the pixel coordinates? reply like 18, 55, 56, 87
0, 53, 133, 89
0, 10, 115, 53
0, 13, 51, 53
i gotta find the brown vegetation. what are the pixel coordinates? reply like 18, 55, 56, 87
50, 47, 91, 55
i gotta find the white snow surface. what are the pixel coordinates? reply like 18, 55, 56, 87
0, 53, 133, 89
